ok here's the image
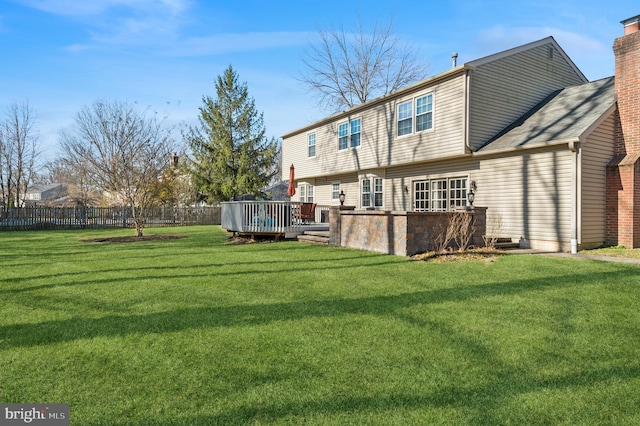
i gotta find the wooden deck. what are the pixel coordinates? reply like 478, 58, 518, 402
221, 201, 330, 238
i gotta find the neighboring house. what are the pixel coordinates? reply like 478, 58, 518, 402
282, 15, 640, 251
262, 181, 290, 201
23, 183, 68, 206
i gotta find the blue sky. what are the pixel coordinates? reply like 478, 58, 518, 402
0, 0, 637, 161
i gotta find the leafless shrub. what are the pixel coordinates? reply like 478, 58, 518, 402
452, 211, 475, 252
483, 212, 504, 249
430, 217, 455, 253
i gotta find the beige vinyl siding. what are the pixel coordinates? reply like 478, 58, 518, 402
381, 146, 575, 250
580, 114, 615, 247
475, 147, 574, 250
309, 173, 360, 207
384, 157, 478, 211
282, 73, 467, 181
389, 75, 466, 164
468, 43, 586, 151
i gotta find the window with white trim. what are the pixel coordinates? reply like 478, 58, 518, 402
414, 181, 429, 211
413, 177, 468, 212
362, 179, 371, 207
416, 94, 433, 132
338, 123, 349, 150
397, 93, 434, 137
307, 133, 316, 157
307, 185, 314, 203
448, 178, 467, 209
397, 101, 412, 137
338, 118, 361, 150
430, 179, 448, 212
298, 183, 314, 203
350, 118, 361, 148
331, 182, 341, 201
361, 177, 383, 209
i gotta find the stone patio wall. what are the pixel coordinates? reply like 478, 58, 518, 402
329, 207, 487, 256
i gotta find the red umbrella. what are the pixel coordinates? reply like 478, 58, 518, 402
287, 164, 296, 197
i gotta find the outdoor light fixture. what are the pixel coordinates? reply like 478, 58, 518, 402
339, 190, 345, 206
468, 180, 477, 207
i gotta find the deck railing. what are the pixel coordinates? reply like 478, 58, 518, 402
221, 201, 330, 234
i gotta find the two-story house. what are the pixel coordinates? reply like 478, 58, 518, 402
23, 183, 68, 206
282, 15, 640, 251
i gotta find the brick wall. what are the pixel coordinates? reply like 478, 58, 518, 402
606, 21, 640, 248
614, 30, 640, 154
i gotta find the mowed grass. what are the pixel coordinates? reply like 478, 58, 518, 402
1, 226, 639, 425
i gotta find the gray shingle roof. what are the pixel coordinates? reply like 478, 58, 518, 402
477, 76, 615, 153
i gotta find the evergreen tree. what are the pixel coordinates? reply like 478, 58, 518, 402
186, 65, 279, 203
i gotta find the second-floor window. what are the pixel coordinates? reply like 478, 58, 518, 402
397, 101, 412, 137
308, 133, 316, 158
397, 93, 434, 137
339, 118, 361, 150
416, 94, 433, 132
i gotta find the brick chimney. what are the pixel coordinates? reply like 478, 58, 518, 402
606, 15, 640, 248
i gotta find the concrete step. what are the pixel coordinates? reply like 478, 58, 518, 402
493, 238, 520, 249
495, 242, 520, 249
303, 230, 330, 238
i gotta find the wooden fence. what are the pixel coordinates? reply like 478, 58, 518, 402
0, 206, 221, 231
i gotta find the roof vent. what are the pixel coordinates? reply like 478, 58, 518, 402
452, 52, 458, 68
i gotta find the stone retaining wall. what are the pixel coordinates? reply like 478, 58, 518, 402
329, 207, 487, 256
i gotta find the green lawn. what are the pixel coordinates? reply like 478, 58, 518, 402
584, 245, 640, 258
1, 226, 639, 425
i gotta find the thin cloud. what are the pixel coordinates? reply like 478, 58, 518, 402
467, 25, 613, 79
474, 25, 607, 56
171, 31, 313, 56
16, 0, 190, 17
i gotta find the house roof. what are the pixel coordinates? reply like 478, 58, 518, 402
477, 76, 616, 154
25, 183, 66, 194
282, 37, 587, 140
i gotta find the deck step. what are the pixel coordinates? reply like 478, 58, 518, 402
297, 230, 330, 244
303, 231, 330, 238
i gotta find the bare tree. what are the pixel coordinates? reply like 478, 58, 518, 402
59, 100, 175, 236
300, 19, 427, 112
0, 102, 40, 211
42, 158, 99, 207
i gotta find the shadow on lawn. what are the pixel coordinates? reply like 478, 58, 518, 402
169, 363, 640, 425
1, 268, 638, 351
0, 253, 396, 295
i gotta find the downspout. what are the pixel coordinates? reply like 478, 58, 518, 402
464, 69, 473, 153
569, 139, 580, 254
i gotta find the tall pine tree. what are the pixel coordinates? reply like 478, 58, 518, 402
186, 65, 279, 203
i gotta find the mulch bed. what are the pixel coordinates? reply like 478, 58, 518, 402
225, 235, 279, 245
82, 235, 185, 243
411, 248, 504, 263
